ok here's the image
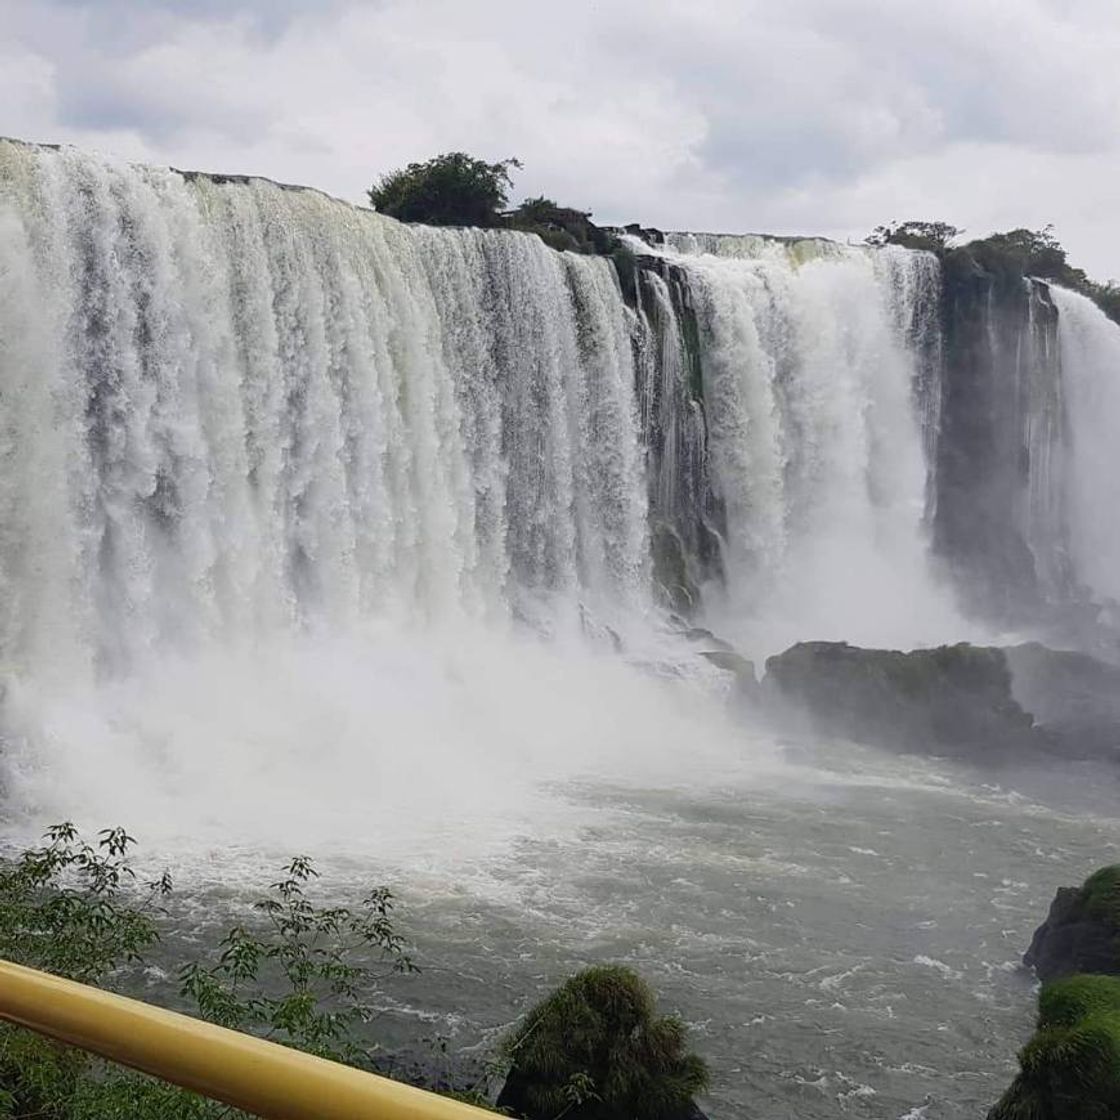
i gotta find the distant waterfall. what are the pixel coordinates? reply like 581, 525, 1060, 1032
1052, 285, 1120, 605
0, 140, 650, 682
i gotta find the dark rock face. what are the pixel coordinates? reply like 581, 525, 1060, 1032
504, 202, 618, 256
761, 639, 1120, 763
935, 251, 1068, 622
1005, 642, 1120, 758
761, 641, 1037, 758
621, 222, 667, 246
633, 256, 726, 614
1024, 868, 1120, 982
1025, 887, 1120, 982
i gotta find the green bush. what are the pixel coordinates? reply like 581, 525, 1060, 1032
1039, 974, 1120, 1028
1080, 867, 1120, 928
497, 965, 708, 1120
180, 854, 416, 1064
866, 220, 963, 253
368, 152, 521, 227
0, 823, 169, 983
0, 823, 221, 1118
989, 974, 1120, 1119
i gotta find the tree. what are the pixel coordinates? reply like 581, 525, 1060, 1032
368, 152, 521, 227
866, 221, 963, 253
497, 965, 709, 1120
970, 225, 1070, 279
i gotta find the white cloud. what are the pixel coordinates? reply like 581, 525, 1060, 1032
3, 0, 1119, 278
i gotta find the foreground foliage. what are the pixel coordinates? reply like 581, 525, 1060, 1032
0, 827, 710, 1119
0, 825, 416, 1118
989, 974, 1120, 1119
497, 965, 708, 1120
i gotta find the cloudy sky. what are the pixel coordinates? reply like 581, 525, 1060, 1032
4, 0, 1119, 278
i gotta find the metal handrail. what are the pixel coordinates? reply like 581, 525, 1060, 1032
0, 959, 495, 1119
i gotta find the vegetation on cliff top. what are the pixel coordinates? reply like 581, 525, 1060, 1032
368, 152, 620, 256
868, 220, 1120, 325
368, 151, 522, 228
1080, 866, 1120, 930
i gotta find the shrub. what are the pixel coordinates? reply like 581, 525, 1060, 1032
497, 965, 709, 1120
368, 152, 521, 227
0, 826, 420, 1119
180, 854, 416, 1064
1080, 867, 1120, 928
1039, 974, 1120, 1029
989, 974, 1120, 1119
0, 823, 170, 984
0, 823, 220, 1118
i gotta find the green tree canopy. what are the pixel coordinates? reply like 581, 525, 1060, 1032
868, 219, 1120, 326
866, 220, 963, 253
368, 152, 521, 227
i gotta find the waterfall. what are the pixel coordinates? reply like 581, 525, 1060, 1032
0, 140, 975, 682
643, 234, 965, 655
0, 140, 651, 684
1051, 285, 1120, 605
0, 140, 1007, 843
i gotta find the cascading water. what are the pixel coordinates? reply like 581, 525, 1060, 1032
0, 139, 703, 854
0, 140, 652, 673
639, 234, 969, 656
0, 141, 1002, 850
1051, 285, 1120, 605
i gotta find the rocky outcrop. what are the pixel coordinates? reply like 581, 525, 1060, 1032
760, 640, 1120, 763
761, 641, 1037, 758
935, 250, 1067, 622
1005, 642, 1120, 758
1025, 867, 1120, 982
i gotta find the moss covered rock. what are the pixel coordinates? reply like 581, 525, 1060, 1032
504, 198, 618, 256
989, 974, 1120, 1118
496, 965, 709, 1120
1026, 867, 1120, 982
761, 641, 1038, 758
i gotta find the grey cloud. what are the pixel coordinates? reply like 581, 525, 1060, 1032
3, 0, 1119, 276
49, 0, 352, 39
604, 0, 1119, 198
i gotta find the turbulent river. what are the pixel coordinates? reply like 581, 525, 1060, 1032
1, 139, 1119, 1118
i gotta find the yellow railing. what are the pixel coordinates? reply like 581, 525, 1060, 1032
0, 960, 495, 1119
